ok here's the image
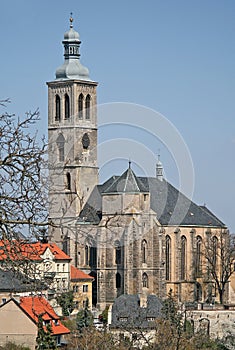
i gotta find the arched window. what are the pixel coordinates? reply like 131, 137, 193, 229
166, 235, 171, 280
66, 173, 71, 190
142, 273, 148, 288
141, 240, 147, 263
212, 236, 218, 266
116, 273, 121, 288
65, 94, 70, 119
55, 95, 61, 121
85, 94, 91, 119
180, 236, 187, 280
56, 134, 65, 162
195, 236, 202, 277
78, 93, 83, 119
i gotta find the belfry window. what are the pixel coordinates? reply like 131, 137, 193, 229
78, 93, 83, 119
115, 246, 121, 265
56, 134, 65, 162
141, 240, 147, 264
85, 245, 89, 265
85, 94, 91, 119
142, 273, 148, 288
166, 235, 171, 280
180, 236, 187, 280
65, 94, 70, 119
195, 236, 202, 277
55, 95, 61, 121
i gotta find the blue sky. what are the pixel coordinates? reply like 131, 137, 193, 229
0, 1, 234, 232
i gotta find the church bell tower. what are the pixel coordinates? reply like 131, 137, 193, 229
47, 15, 98, 246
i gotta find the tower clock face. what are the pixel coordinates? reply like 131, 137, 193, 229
82, 133, 90, 149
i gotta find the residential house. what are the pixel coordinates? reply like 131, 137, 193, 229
0, 240, 71, 298
0, 296, 70, 349
70, 265, 94, 310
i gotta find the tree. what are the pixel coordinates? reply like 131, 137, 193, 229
204, 231, 235, 304
56, 291, 75, 316
76, 298, 93, 332
0, 100, 48, 241
36, 314, 57, 350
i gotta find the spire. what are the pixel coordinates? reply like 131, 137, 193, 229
55, 14, 90, 81
156, 153, 164, 181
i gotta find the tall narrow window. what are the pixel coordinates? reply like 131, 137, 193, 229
166, 235, 171, 280
141, 240, 147, 263
66, 173, 71, 190
56, 134, 65, 162
115, 246, 121, 264
116, 273, 121, 288
212, 236, 218, 267
65, 94, 70, 119
195, 236, 202, 277
78, 93, 83, 119
55, 95, 61, 121
85, 245, 89, 265
90, 246, 97, 266
142, 273, 148, 288
85, 94, 91, 119
180, 236, 187, 280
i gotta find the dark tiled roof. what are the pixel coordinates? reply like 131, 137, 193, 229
111, 294, 162, 328
104, 167, 148, 194
0, 269, 45, 292
78, 168, 225, 228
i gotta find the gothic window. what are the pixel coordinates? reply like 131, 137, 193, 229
180, 236, 187, 280
82, 133, 90, 150
141, 240, 147, 263
66, 173, 71, 190
115, 244, 121, 265
166, 235, 171, 280
195, 236, 202, 277
55, 95, 61, 121
90, 246, 97, 266
56, 134, 65, 162
142, 273, 148, 288
85, 94, 91, 119
65, 94, 70, 119
212, 236, 218, 266
78, 93, 83, 119
116, 273, 121, 289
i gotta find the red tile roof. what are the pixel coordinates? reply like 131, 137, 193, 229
20, 296, 70, 335
0, 240, 71, 261
70, 265, 94, 281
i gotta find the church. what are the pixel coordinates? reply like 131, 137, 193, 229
47, 16, 227, 310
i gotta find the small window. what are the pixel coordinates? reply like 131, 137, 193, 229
116, 273, 121, 288
65, 94, 70, 119
2, 298, 6, 304
82, 133, 90, 150
142, 273, 148, 288
57, 264, 59, 272
62, 263, 65, 272
85, 95, 91, 119
56, 134, 65, 162
83, 285, 88, 293
66, 173, 71, 190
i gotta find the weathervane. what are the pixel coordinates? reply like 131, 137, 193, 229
70, 12, 73, 28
